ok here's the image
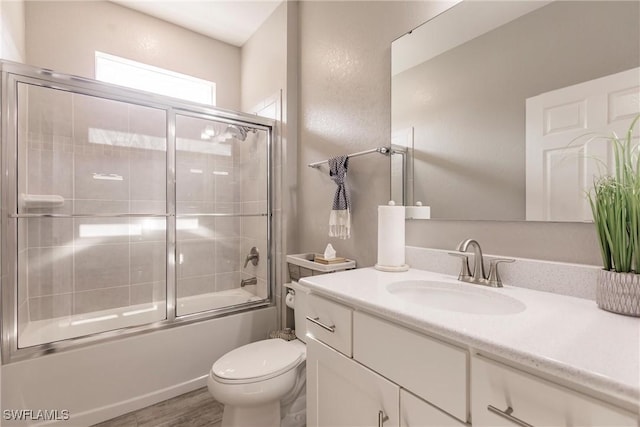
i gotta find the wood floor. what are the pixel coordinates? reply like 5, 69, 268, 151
92, 388, 223, 427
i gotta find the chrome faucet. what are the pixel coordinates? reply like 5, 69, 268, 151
241, 277, 257, 287
449, 239, 514, 287
243, 247, 259, 268
457, 239, 485, 282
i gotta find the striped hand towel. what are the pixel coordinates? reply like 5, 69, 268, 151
328, 155, 351, 239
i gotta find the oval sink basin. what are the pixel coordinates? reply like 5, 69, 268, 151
387, 280, 526, 315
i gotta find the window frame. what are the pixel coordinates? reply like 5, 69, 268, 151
95, 51, 216, 106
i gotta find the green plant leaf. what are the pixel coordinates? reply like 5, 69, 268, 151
587, 114, 639, 273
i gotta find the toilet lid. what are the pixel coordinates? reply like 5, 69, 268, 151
212, 339, 304, 383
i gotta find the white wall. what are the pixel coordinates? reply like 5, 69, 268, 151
297, 0, 601, 267
297, 1, 455, 267
24, 1, 241, 110
0, 0, 26, 62
241, 2, 287, 113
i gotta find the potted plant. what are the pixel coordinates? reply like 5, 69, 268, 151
589, 114, 640, 316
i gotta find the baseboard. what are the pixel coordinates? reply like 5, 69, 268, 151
35, 375, 208, 427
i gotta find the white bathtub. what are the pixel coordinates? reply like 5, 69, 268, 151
20, 288, 265, 349
178, 288, 263, 316
2, 293, 276, 426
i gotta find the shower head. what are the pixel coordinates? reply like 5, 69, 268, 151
224, 124, 255, 142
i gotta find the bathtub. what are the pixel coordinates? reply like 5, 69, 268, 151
2, 289, 276, 426
178, 288, 263, 316
19, 288, 264, 348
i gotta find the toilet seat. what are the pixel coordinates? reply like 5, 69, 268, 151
212, 339, 304, 385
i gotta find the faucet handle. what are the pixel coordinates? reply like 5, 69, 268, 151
486, 258, 515, 287
448, 252, 472, 280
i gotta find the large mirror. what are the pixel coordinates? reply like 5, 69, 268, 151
391, 0, 640, 222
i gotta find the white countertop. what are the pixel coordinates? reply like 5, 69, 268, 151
300, 267, 640, 406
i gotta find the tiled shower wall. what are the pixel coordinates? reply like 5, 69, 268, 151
174, 115, 268, 300
19, 84, 269, 325
175, 114, 241, 299
19, 84, 168, 322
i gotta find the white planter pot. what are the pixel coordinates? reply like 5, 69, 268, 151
596, 269, 640, 317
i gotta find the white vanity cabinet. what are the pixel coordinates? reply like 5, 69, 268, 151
306, 295, 468, 427
307, 337, 465, 427
472, 355, 637, 427
400, 390, 466, 427
307, 337, 400, 427
305, 294, 353, 357
306, 292, 638, 427
353, 311, 468, 422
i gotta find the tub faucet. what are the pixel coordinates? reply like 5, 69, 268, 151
243, 247, 259, 268
241, 277, 257, 287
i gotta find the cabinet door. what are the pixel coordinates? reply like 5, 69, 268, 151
354, 311, 468, 422
307, 337, 399, 427
400, 390, 466, 427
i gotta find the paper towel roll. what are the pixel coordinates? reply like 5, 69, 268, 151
285, 292, 295, 309
375, 202, 409, 272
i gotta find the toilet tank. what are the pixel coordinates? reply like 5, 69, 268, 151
286, 282, 310, 343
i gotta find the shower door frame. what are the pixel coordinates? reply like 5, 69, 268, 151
0, 61, 275, 364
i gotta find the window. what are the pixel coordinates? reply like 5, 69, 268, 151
95, 51, 216, 105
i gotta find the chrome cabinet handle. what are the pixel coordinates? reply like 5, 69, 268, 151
487, 405, 533, 427
306, 316, 335, 333
378, 410, 389, 427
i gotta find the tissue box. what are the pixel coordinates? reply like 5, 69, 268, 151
286, 253, 356, 281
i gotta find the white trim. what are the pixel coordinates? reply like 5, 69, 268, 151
34, 377, 208, 426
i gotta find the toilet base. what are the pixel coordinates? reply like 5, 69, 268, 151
221, 401, 280, 427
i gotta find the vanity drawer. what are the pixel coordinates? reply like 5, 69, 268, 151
306, 294, 352, 357
353, 311, 469, 422
472, 355, 637, 427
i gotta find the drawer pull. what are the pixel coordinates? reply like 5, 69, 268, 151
487, 405, 533, 427
378, 410, 389, 427
307, 316, 336, 333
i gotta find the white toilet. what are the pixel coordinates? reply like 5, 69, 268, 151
207, 282, 309, 427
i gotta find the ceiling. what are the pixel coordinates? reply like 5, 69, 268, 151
112, 1, 282, 47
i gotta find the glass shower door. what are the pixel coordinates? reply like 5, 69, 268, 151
15, 83, 168, 347
174, 113, 269, 316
